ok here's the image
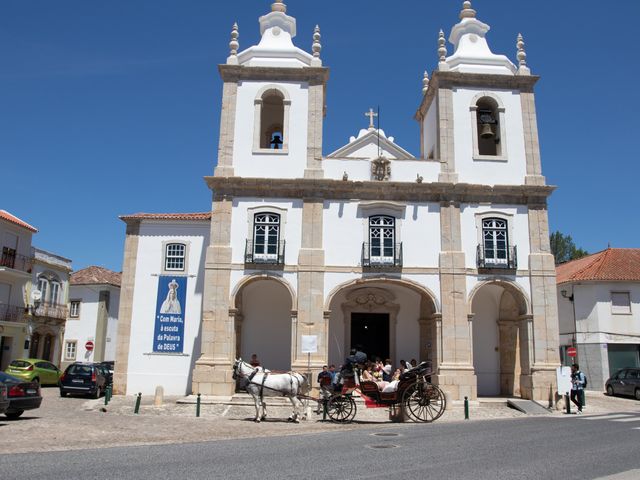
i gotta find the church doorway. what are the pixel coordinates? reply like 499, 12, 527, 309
351, 312, 389, 361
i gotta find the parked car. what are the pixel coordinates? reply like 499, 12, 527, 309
99, 361, 114, 381
605, 367, 640, 400
59, 363, 108, 399
0, 372, 43, 419
0, 384, 9, 415
4, 358, 62, 385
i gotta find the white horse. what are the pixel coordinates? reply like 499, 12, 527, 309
232, 358, 308, 423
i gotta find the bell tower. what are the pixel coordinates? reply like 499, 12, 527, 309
213, 0, 328, 181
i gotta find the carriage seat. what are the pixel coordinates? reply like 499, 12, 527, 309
359, 380, 380, 396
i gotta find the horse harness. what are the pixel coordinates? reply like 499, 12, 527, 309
246, 367, 302, 402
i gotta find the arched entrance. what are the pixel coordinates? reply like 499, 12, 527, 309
470, 281, 531, 397
231, 275, 295, 371
325, 278, 439, 368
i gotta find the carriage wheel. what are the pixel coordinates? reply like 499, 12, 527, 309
402, 382, 446, 423
326, 395, 357, 423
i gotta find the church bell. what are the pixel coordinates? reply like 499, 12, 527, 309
479, 122, 495, 139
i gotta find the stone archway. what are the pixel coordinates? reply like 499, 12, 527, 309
469, 281, 532, 398
325, 278, 439, 369
231, 275, 296, 371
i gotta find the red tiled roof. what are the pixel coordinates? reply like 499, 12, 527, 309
556, 248, 640, 284
119, 212, 211, 222
0, 209, 38, 233
71, 266, 121, 287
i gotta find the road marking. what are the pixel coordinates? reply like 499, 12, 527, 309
611, 417, 640, 422
583, 414, 633, 420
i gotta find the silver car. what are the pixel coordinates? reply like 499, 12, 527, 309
606, 368, 640, 400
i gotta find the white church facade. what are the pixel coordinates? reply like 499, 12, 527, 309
114, 1, 561, 401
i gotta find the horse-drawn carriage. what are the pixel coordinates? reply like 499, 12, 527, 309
233, 359, 446, 424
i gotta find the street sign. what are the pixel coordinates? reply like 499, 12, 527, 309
567, 347, 577, 357
85, 341, 95, 352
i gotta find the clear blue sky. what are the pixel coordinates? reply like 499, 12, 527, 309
1, 1, 638, 272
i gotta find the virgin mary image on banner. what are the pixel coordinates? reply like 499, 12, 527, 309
160, 278, 181, 314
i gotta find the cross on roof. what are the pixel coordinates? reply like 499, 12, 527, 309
365, 108, 378, 129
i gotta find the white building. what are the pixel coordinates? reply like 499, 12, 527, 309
30, 248, 72, 365
115, 1, 560, 400
0, 210, 37, 370
557, 249, 640, 391
61, 266, 121, 368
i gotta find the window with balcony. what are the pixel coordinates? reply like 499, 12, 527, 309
477, 217, 517, 269
362, 215, 402, 268
246, 213, 284, 264
38, 277, 49, 303
50, 281, 61, 305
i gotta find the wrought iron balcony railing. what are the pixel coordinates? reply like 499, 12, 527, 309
0, 304, 27, 323
477, 245, 517, 270
0, 248, 33, 273
362, 242, 403, 268
244, 240, 286, 265
34, 302, 69, 320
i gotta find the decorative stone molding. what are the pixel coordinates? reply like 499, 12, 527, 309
371, 156, 391, 181
205, 177, 555, 206
218, 65, 329, 84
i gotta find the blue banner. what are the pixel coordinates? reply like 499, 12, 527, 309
152, 276, 187, 353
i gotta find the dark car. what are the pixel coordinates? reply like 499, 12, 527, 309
59, 363, 108, 398
605, 367, 640, 400
0, 371, 43, 419
0, 384, 9, 415
99, 361, 114, 384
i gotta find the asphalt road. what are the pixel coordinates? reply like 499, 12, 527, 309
1, 412, 639, 480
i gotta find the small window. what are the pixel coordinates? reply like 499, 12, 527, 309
64, 341, 77, 361
38, 277, 49, 304
369, 215, 396, 264
50, 281, 61, 305
69, 301, 81, 318
165, 243, 186, 271
611, 292, 631, 314
253, 213, 280, 261
482, 218, 508, 264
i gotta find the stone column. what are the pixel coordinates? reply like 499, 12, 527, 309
192, 194, 234, 397
304, 80, 324, 179
113, 221, 141, 395
436, 87, 458, 184
521, 88, 546, 186
498, 320, 520, 396
293, 199, 325, 374
527, 204, 561, 401
435, 201, 476, 400
213, 80, 238, 178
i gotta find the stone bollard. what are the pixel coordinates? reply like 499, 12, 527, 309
154, 386, 164, 407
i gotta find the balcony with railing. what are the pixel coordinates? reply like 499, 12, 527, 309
477, 245, 517, 270
0, 304, 27, 323
362, 242, 403, 269
0, 247, 33, 274
244, 240, 286, 266
34, 302, 69, 321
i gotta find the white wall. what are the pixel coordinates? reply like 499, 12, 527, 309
233, 80, 309, 179
126, 221, 209, 395
452, 87, 527, 185
323, 201, 441, 267
322, 158, 441, 183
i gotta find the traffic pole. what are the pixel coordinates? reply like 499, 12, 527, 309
464, 396, 469, 420
134, 392, 142, 414
196, 393, 201, 417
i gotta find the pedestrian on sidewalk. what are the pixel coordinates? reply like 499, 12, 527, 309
570, 363, 586, 414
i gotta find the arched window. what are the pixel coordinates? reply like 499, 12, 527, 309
260, 90, 285, 149
165, 243, 186, 271
50, 281, 61, 305
252, 213, 281, 262
368, 215, 396, 265
482, 218, 508, 265
475, 97, 501, 156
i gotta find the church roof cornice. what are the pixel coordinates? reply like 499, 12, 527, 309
205, 177, 554, 206
218, 64, 329, 84
415, 71, 539, 120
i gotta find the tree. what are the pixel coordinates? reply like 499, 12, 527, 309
549, 231, 589, 265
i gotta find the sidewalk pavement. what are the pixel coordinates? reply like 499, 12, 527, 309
0, 387, 638, 454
